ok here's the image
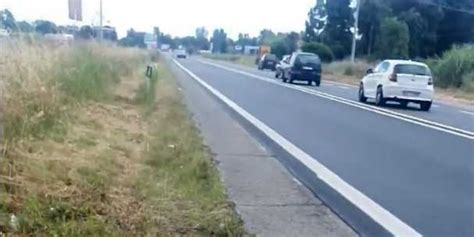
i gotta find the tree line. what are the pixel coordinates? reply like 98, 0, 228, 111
305, 0, 474, 60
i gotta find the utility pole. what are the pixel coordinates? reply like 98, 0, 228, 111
350, 0, 360, 63
98, 0, 103, 41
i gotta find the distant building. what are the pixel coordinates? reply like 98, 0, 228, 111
244, 45, 259, 55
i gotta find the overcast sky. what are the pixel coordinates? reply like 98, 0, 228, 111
1, 0, 315, 38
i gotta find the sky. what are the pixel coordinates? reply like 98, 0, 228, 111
0, 0, 315, 39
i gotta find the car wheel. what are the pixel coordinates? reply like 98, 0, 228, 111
400, 101, 408, 108
375, 87, 385, 106
420, 101, 432, 111
307, 80, 312, 86
315, 80, 321, 87
275, 70, 280, 78
358, 83, 367, 103
289, 74, 294, 84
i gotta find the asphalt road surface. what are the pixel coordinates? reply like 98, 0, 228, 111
171, 55, 474, 236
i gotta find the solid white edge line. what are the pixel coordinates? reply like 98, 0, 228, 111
199, 59, 474, 140
172, 58, 422, 237
460, 110, 474, 116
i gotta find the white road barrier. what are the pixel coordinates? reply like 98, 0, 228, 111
173, 58, 422, 237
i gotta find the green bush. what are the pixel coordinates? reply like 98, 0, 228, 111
427, 45, 474, 89
301, 42, 334, 62
271, 39, 290, 59
462, 71, 474, 92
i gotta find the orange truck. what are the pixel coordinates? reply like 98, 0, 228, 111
255, 45, 271, 64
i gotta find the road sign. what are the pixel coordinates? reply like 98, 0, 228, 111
68, 0, 83, 21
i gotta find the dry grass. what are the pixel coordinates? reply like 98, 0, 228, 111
324, 60, 372, 81
0, 41, 245, 236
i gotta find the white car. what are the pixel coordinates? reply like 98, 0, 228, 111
175, 49, 187, 59
358, 60, 434, 111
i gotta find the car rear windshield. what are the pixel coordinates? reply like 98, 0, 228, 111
296, 54, 321, 65
266, 54, 277, 60
394, 64, 431, 76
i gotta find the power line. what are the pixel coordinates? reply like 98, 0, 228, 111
414, 0, 474, 15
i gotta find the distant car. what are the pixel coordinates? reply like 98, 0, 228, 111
175, 49, 187, 59
278, 52, 322, 86
275, 55, 290, 78
257, 54, 278, 71
358, 60, 434, 111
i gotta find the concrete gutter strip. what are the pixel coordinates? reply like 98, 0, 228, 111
169, 60, 356, 237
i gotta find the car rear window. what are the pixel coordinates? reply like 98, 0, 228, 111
296, 54, 321, 65
266, 54, 277, 60
394, 64, 431, 76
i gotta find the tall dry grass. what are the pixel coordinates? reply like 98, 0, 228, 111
0, 40, 147, 234
0, 40, 146, 141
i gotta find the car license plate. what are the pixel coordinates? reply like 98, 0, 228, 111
403, 91, 420, 97
303, 66, 313, 70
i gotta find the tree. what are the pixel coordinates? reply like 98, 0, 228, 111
195, 27, 210, 50
305, 0, 327, 42
159, 34, 176, 48
211, 29, 228, 53
271, 38, 290, 59
103, 26, 118, 41
17, 21, 34, 33
259, 29, 276, 45
284, 31, 300, 53
77, 25, 93, 39
195, 26, 208, 39
236, 33, 258, 46
0, 9, 17, 31
301, 42, 335, 62
435, 0, 474, 54
34, 20, 57, 34
119, 28, 146, 48
322, 0, 354, 59
375, 17, 409, 59
358, 0, 391, 56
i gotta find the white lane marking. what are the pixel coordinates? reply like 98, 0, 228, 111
173, 59, 422, 237
337, 85, 351, 90
460, 110, 474, 116
199, 59, 474, 140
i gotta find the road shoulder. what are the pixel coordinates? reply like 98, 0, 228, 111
167, 58, 356, 237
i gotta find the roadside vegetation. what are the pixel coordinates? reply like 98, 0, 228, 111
0, 40, 245, 236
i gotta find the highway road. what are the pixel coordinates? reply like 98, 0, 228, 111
171, 56, 474, 236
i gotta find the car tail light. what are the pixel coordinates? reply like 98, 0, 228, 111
428, 77, 433, 85
389, 72, 397, 82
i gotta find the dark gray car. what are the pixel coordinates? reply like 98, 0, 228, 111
278, 52, 322, 86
